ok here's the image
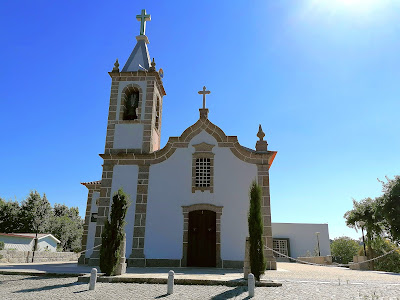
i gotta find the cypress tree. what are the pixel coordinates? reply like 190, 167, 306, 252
100, 188, 129, 276
248, 180, 266, 281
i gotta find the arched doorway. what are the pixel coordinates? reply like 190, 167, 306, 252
187, 210, 216, 267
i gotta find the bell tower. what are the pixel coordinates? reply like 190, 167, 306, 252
105, 9, 166, 155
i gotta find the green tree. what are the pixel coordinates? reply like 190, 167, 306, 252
100, 188, 130, 276
344, 197, 383, 244
19, 191, 51, 262
49, 204, 83, 252
248, 180, 266, 281
378, 176, 400, 243
330, 236, 360, 264
0, 198, 21, 232
19, 191, 51, 235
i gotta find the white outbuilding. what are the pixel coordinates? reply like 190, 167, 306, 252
0, 233, 60, 252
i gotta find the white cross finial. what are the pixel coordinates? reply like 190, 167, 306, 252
198, 86, 211, 109
136, 9, 151, 35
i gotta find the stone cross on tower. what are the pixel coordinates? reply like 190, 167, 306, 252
198, 86, 211, 109
136, 9, 151, 35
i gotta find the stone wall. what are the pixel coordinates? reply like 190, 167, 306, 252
0, 250, 79, 263
349, 255, 369, 270
297, 256, 333, 265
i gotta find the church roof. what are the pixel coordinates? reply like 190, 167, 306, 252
122, 35, 151, 72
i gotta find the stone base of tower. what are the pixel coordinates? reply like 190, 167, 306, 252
88, 258, 100, 266
77, 254, 87, 265
127, 257, 146, 267
265, 256, 277, 270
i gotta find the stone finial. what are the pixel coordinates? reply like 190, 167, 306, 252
199, 108, 209, 119
257, 124, 265, 141
112, 58, 120, 72
256, 124, 268, 152
149, 58, 156, 71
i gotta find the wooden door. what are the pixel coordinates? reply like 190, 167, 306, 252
187, 210, 216, 267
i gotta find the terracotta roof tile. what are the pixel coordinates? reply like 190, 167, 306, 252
81, 180, 101, 186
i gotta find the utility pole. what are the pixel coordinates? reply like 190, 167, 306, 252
315, 232, 321, 256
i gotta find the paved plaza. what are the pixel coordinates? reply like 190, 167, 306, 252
0, 262, 400, 299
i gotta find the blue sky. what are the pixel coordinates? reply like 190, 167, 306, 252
1, 0, 399, 240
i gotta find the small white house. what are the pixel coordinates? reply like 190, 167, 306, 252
0, 233, 60, 252
272, 223, 331, 260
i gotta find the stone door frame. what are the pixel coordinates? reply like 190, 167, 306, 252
181, 204, 223, 268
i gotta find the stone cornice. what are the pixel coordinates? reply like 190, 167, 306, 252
99, 118, 277, 168
108, 70, 166, 96
192, 142, 215, 152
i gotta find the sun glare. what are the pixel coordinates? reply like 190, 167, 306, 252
310, 0, 385, 14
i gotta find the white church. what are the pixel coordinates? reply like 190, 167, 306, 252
79, 10, 331, 270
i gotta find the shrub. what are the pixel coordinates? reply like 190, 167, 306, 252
248, 180, 266, 281
330, 236, 360, 264
0, 241, 4, 250
371, 238, 400, 273
100, 188, 129, 276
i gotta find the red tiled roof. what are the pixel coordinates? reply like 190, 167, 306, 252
0, 233, 61, 243
81, 180, 101, 186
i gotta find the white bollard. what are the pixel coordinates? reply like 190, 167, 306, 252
89, 268, 97, 290
248, 273, 255, 297
167, 270, 174, 295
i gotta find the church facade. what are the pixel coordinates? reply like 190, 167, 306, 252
79, 9, 279, 270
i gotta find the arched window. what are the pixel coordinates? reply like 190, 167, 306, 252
121, 86, 141, 121
123, 91, 139, 120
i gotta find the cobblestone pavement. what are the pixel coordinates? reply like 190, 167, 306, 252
1, 274, 400, 300
266, 262, 400, 284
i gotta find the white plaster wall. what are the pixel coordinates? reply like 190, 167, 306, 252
85, 191, 100, 258
113, 123, 144, 149
272, 223, 331, 258
37, 236, 58, 252
0, 236, 34, 251
110, 165, 138, 258
214, 147, 256, 261
145, 130, 257, 261
116, 81, 147, 121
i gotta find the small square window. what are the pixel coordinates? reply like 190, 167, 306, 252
91, 213, 98, 222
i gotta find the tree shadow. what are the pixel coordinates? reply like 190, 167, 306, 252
211, 286, 248, 299
73, 289, 88, 294
154, 294, 169, 298
0, 275, 69, 284
13, 281, 86, 293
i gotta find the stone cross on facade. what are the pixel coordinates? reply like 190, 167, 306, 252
136, 9, 151, 36
198, 86, 211, 109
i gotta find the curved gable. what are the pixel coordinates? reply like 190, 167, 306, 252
100, 117, 277, 167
